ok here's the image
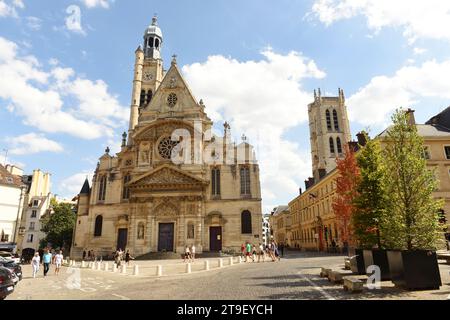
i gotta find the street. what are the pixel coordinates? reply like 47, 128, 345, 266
5, 251, 450, 300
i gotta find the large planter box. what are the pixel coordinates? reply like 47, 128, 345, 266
387, 250, 442, 290
362, 249, 391, 281
348, 248, 365, 275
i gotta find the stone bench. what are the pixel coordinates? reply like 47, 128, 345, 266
343, 277, 364, 293
320, 268, 332, 278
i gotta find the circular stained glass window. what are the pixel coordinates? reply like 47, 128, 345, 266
158, 137, 179, 159
167, 93, 178, 107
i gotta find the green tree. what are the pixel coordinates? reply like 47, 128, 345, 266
383, 109, 443, 250
352, 133, 388, 249
40, 202, 76, 251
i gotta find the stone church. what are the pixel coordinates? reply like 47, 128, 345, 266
71, 17, 262, 258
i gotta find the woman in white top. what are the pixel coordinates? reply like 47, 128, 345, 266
190, 245, 196, 261
54, 251, 63, 275
183, 246, 191, 263
31, 253, 40, 278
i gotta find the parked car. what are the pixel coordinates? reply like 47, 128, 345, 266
0, 251, 21, 264
0, 257, 22, 281
0, 266, 15, 300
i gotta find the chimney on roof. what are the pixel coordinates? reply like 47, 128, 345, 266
406, 108, 416, 126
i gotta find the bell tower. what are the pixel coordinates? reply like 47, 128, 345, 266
128, 16, 165, 135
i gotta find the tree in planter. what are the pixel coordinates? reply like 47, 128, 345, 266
40, 202, 76, 252
332, 144, 360, 248
383, 109, 444, 250
352, 132, 388, 249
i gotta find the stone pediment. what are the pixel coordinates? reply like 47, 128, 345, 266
129, 164, 207, 190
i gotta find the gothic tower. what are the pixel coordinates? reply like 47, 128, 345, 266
308, 88, 351, 182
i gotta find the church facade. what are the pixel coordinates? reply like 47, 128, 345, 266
71, 17, 262, 258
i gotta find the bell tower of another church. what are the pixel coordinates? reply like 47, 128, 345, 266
129, 16, 164, 134
308, 88, 351, 182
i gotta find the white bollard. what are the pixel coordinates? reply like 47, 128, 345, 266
81, 261, 86, 268
91, 262, 95, 270
219, 259, 223, 268
112, 264, 117, 273
121, 264, 127, 274
97, 262, 102, 270
133, 265, 139, 276
104, 262, 109, 271
156, 265, 162, 277
185, 263, 192, 274
204, 260, 210, 271
229, 257, 234, 266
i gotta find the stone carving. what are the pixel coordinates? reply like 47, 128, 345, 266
136, 167, 202, 186
137, 223, 145, 240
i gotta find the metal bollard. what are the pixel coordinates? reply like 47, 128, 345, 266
133, 265, 139, 276
185, 263, 192, 274
204, 260, 210, 271
156, 265, 162, 276
219, 259, 223, 268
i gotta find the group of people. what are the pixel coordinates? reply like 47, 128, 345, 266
82, 249, 97, 261
241, 241, 283, 263
183, 245, 196, 262
31, 248, 64, 278
113, 249, 134, 267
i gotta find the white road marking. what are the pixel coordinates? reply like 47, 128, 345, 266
298, 271, 336, 300
112, 293, 131, 300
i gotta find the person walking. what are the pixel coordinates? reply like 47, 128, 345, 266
31, 252, 40, 278
252, 244, 257, 262
240, 243, 245, 260
280, 243, 285, 257
42, 249, 52, 277
183, 245, 191, 263
269, 241, 276, 262
87, 249, 91, 261
245, 242, 253, 262
258, 243, 265, 263
125, 250, 133, 266
54, 250, 63, 275
191, 244, 196, 261
82, 249, 86, 261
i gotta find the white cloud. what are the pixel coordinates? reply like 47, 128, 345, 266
0, 0, 23, 18
0, 36, 128, 140
183, 48, 324, 212
347, 59, 450, 126
26, 16, 42, 30
7, 133, 64, 155
413, 47, 427, 55
80, 0, 114, 9
60, 171, 94, 197
310, 0, 450, 43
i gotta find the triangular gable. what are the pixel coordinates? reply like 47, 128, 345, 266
144, 62, 203, 114
128, 164, 208, 190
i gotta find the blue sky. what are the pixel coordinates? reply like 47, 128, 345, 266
1, 0, 450, 212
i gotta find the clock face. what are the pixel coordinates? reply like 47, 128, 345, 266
143, 72, 153, 81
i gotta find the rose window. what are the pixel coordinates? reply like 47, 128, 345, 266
167, 93, 178, 107
158, 137, 180, 159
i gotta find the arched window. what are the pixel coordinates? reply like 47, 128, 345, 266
333, 109, 340, 131
122, 174, 131, 200
140, 90, 146, 107
211, 168, 221, 196
149, 37, 154, 48
336, 137, 343, 154
241, 210, 252, 234
329, 137, 335, 154
94, 215, 103, 237
326, 110, 332, 131
98, 176, 106, 201
240, 167, 251, 196
155, 38, 160, 48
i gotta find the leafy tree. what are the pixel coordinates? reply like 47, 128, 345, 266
332, 144, 360, 247
352, 133, 388, 249
383, 109, 444, 250
40, 202, 76, 252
